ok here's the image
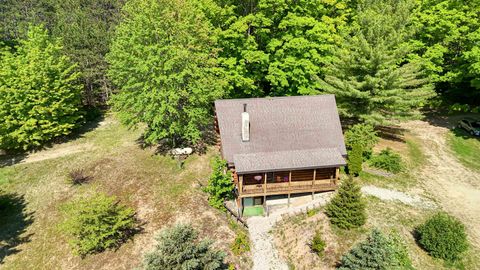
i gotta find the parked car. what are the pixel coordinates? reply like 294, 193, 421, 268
457, 118, 480, 136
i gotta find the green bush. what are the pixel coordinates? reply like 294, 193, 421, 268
204, 156, 234, 209
0, 25, 83, 151
142, 224, 226, 270
339, 229, 413, 270
416, 212, 469, 262
59, 193, 137, 257
230, 231, 250, 255
345, 124, 378, 160
369, 148, 403, 173
348, 143, 363, 176
325, 177, 366, 229
311, 230, 326, 256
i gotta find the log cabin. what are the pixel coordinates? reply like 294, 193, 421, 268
214, 95, 347, 216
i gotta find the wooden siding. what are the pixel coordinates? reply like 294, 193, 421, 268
238, 167, 339, 198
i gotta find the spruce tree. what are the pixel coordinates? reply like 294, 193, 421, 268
339, 229, 413, 270
320, 0, 434, 125
348, 143, 363, 176
325, 176, 366, 229
0, 25, 83, 150
142, 224, 227, 270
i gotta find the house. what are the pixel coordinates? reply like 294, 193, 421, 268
214, 95, 347, 216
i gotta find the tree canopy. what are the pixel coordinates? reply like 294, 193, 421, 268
0, 25, 83, 150
107, 0, 225, 146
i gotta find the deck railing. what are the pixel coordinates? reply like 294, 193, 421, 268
241, 179, 337, 196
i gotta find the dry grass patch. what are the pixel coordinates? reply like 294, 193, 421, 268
0, 115, 250, 270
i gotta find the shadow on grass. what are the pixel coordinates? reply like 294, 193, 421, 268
0, 191, 34, 264
135, 122, 218, 156
376, 125, 407, 143
450, 127, 480, 141
0, 110, 105, 168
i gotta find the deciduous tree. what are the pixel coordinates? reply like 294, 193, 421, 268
0, 25, 83, 150
107, 0, 225, 147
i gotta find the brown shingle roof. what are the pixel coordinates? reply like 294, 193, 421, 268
234, 148, 346, 174
215, 94, 347, 172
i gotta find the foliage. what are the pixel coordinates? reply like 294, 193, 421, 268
0, 25, 83, 150
230, 231, 250, 256
416, 212, 469, 262
0, 0, 124, 106
59, 193, 137, 257
51, 0, 124, 106
369, 148, 403, 173
142, 224, 227, 270
210, 0, 351, 97
339, 229, 413, 270
413, 0, 480, 105
307, 208, 319, 217
344, 123, 378, 159
325, 177, 366, 229
107, 0, 225, 147
67, 169, 92, 185
204, 156, 234, 209
348, 143, 363, 176
320, 0, 435, 125
310, 230, 326, 257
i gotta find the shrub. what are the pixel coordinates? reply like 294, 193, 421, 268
59, 193, 137, 257
230, 231, 250, 255
339, 229, 413, 270
345, 123, 378, 160
67, 169, 92, 185
204, 156, 234, 209
348, 143, 363, 176
311, 230, 326, 256
325, 177, 366, 229
369, 148, 403, 173
142, 224, 227, 270
416, 212, 468, 262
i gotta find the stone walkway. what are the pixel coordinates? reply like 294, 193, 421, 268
361, 185, 435, 209
247, 193, 332, 270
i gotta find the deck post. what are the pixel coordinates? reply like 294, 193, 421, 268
239, 175, 243, 196
264, 172, 267, 194
288, 193, 290, 207
335, 167, 340, 185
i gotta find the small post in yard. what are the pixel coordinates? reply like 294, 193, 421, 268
171, 147, 193, 169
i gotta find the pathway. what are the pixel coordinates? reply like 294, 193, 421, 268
402, 120, 480, 248
247, 193, 332, 270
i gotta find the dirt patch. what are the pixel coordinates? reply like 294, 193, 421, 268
402, 120, 480, 248
273, 211, 341, 270
20, 143, 95, 165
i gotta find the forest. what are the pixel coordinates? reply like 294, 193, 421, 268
0, 0, 479, 150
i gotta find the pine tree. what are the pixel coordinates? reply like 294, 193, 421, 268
320, 0, 434, 125
107, 0, 225, 147
325, 176, 366, 229
339, 229, 413, 270
142, 224, 227, 270
0, 25, 83, 151
348, 143, 363, 176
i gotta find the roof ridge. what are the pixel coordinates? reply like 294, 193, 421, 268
215, 94, 334, 103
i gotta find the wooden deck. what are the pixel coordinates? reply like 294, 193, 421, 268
240, 179, 337, 197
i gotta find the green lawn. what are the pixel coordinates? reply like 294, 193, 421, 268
448, 129, 480, 172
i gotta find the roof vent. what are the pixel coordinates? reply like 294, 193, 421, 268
241, 104, 250, 142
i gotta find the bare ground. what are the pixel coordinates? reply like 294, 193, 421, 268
402, 119, 480, 248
